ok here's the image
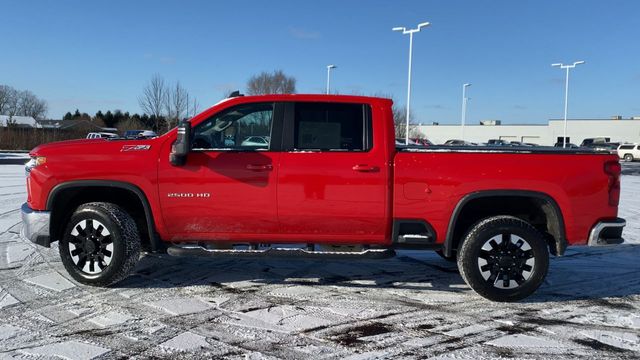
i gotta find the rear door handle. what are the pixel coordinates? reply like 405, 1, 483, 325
352, 164, 380, 172
246, 164, 273, 171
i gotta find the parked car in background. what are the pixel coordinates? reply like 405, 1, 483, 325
396, 138, 422, 146
486, 139, 513, 146
442, 139, 477, 146
581, 137, 610, 147
410, 138, 434, 146
86, 132, 118, 139
580, 137, 619, 153
554, 142, 580, 148
124, 130, 157, 139
509, 141, 534, 147
617, 144, 640, 161
597, 143, 620, 154
240, 136, 270, 147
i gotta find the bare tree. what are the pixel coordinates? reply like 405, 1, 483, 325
246, 70, 296, 95
0, 85, 13, 115
3, 88, 20, 125
371, 93, 422, 140
164, 81, 188, 131
190, 97, 199, 118
392, 105, 422, 140
18, 90, 48, 119
138, 74, 166, 129
184, 93, 201, 118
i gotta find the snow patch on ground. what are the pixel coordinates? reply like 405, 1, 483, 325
24, 272, 76, 292
580, 329, 640, 352
145, 297, 217, 315
160, 331, 210, 351
0, 324, 24, 341
20, 340, 110, 360
487, 334, 570, 349
0, 288, 19, 309
89, 311, 134, 327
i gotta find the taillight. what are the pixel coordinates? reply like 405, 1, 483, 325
604, 161, 621, 206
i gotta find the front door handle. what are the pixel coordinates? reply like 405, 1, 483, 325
246, 164, 273, 171
352, 164, 380, 172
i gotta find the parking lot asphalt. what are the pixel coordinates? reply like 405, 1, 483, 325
0, 164, 638, 359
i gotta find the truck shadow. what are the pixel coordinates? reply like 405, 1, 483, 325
117, 245, 640, 302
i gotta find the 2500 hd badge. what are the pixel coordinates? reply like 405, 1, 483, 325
167, 192, 211, 198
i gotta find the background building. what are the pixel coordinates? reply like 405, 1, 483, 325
417, 117, 640, 145
0, 115, 38, 128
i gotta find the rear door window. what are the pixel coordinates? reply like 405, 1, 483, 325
290, 102, 372, 151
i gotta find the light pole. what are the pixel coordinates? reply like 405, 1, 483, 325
393, 21, 430, 144
326, 65, 337, 94
461, 83, 471, 141
551, 60, 585, 148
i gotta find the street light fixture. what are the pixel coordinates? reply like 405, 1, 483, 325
326, 65, 337, 94
551, 60, 585, 148
461, 83, 471, 141
393, 21, 430, 144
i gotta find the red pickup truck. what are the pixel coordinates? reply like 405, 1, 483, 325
21, 94, 625, 302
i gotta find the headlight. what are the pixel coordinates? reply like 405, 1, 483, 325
25, 156, 46, 175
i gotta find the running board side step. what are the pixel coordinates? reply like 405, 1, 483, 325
397, 234, 433, 244
167, 246, 396, 259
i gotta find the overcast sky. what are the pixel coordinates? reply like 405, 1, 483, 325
2, 0, 639, 123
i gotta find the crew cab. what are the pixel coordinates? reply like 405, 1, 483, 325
21, 94, 625, 302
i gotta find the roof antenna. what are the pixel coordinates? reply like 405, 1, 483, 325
228, 90, 244, 98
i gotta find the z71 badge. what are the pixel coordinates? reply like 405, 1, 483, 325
121, 144, 151, 152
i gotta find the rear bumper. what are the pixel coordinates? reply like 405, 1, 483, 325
20, 203, 51, 247
588, 218, 625, 246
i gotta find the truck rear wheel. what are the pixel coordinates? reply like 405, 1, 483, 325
457, 216, 549, 302
59, 202, 141, 286
624, 154, 634, 162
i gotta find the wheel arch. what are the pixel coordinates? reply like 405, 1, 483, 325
46, 180, 163, 252
444, 190, 567, 257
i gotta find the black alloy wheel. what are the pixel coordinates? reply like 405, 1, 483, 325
457, 216, 549, 302
59, 202, 141, 286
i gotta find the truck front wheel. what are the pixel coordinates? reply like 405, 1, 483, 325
457, 216, 549, 302
59, 202, 141, 286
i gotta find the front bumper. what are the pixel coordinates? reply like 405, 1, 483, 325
588, 218, 625, 246
20, 203, 51, 247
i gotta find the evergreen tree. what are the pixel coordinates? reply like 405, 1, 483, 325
103, 110, 116, 128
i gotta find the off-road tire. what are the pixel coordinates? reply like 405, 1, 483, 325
59, 202, 141, 286
457, 216, 549, 302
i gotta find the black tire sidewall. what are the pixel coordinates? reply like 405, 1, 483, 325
624, 154, 633, 162
60, 204, 129, 284
458, 216, 549, 302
